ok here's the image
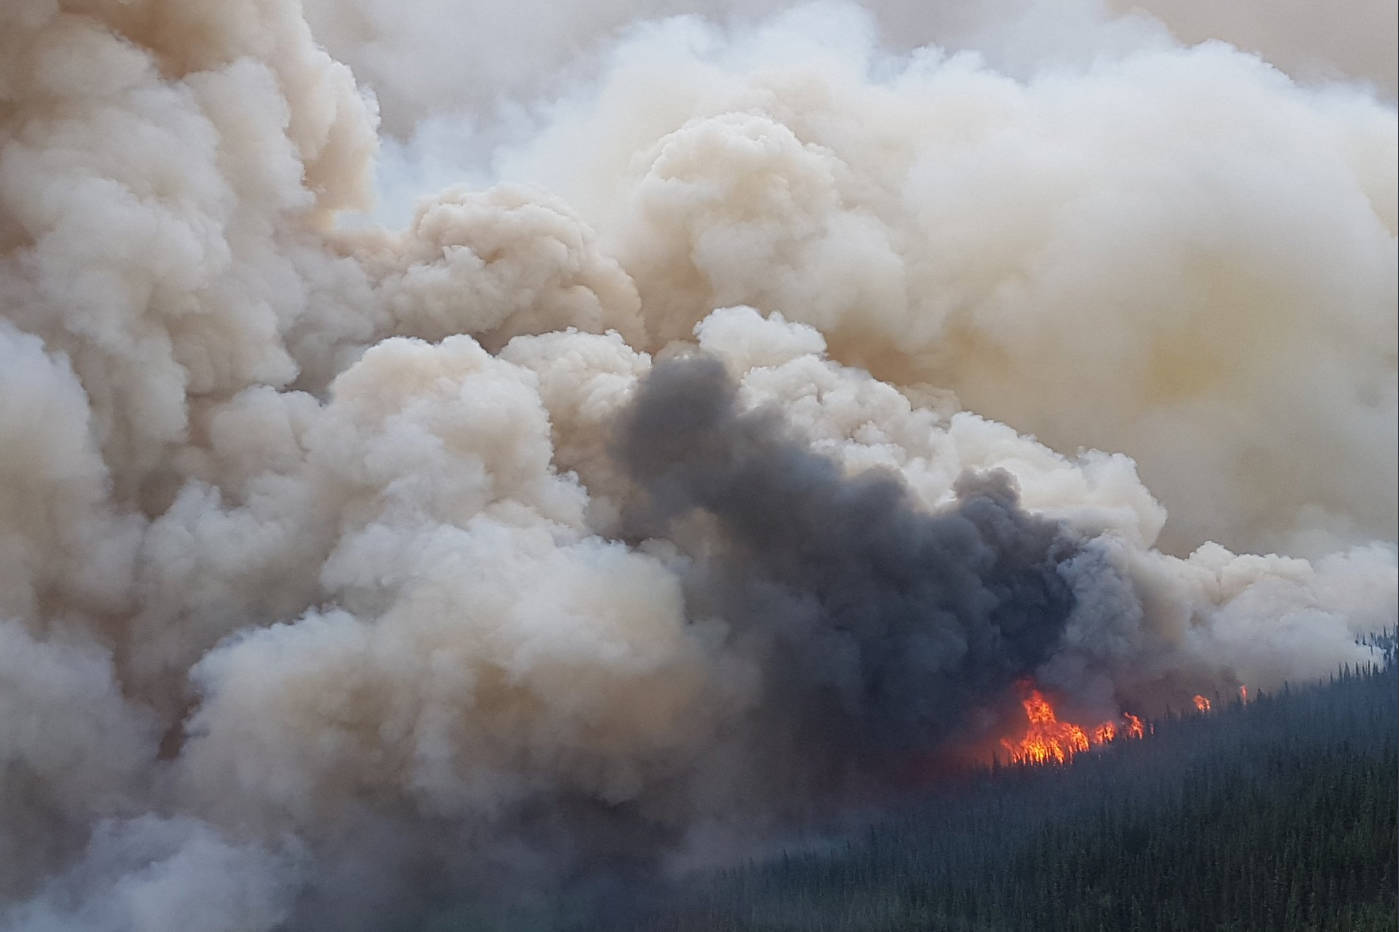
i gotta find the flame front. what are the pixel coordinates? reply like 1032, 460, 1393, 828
1001, 687, 1143, 766
1193, 694, 1212, 713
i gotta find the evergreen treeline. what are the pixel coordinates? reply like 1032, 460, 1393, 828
628, 649, 1398, 932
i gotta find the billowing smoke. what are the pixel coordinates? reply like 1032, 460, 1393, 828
0, 0, 1394, 927
615, 355, 1085, 774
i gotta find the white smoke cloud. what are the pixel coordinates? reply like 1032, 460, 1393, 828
0, 0, 1393, 925
3, 817, 300, 932
494, 9, 1397, 555
1117, 0, 1398, 99
303, 0, 1394, 145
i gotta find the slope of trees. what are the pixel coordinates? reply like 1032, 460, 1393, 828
631, 649, 1398, 932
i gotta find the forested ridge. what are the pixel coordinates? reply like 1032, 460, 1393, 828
424, 641, 1396, 931
626, 643, 1398, 932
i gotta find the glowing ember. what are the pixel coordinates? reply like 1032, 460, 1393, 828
1193, 694, 1212, 713
1001, 687, 1144, 766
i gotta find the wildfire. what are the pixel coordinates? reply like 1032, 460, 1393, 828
1239, 685, 1248, 704
1192, 694, 1212, 713
1123, 712, 1144, 739
1001, 687, 1143, 766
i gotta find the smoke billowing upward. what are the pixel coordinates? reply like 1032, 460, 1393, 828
0, 0, 1394, 928
616, 356, 1084, 767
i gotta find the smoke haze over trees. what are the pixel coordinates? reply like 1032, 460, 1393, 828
624, 652, 1399, 932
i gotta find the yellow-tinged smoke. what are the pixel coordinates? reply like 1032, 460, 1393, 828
0, 1, 1393, 927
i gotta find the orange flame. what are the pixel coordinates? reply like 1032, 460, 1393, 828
1193, 694, 1212, 713
1123, 712, 1144, 739
1239, 685, 1248, 704
1001, 687, 1144, 766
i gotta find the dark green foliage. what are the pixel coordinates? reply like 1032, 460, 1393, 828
426, 648, 1397, 931
629, 655, 1398, 932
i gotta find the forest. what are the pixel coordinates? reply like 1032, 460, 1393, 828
620, 639, 1398, 932
422, 637, 1397, 931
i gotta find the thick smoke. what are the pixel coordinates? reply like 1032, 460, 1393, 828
615, 355, 1085, 765
303, 0, 1395, 142
0, 0, 1394, 928
493, 6, 1397, 555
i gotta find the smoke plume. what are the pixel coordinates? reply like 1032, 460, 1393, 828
615, 355, 1085, 771
0, 0, 1394, 927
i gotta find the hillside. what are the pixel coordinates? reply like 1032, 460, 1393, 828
629, 652, 1398, 932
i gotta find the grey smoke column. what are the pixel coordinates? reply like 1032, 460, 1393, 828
615, 355, 1094, 783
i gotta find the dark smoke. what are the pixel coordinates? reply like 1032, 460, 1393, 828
324, 353, 1111, 926
615, 355, 1095, 801
278, 354, 1109, 928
